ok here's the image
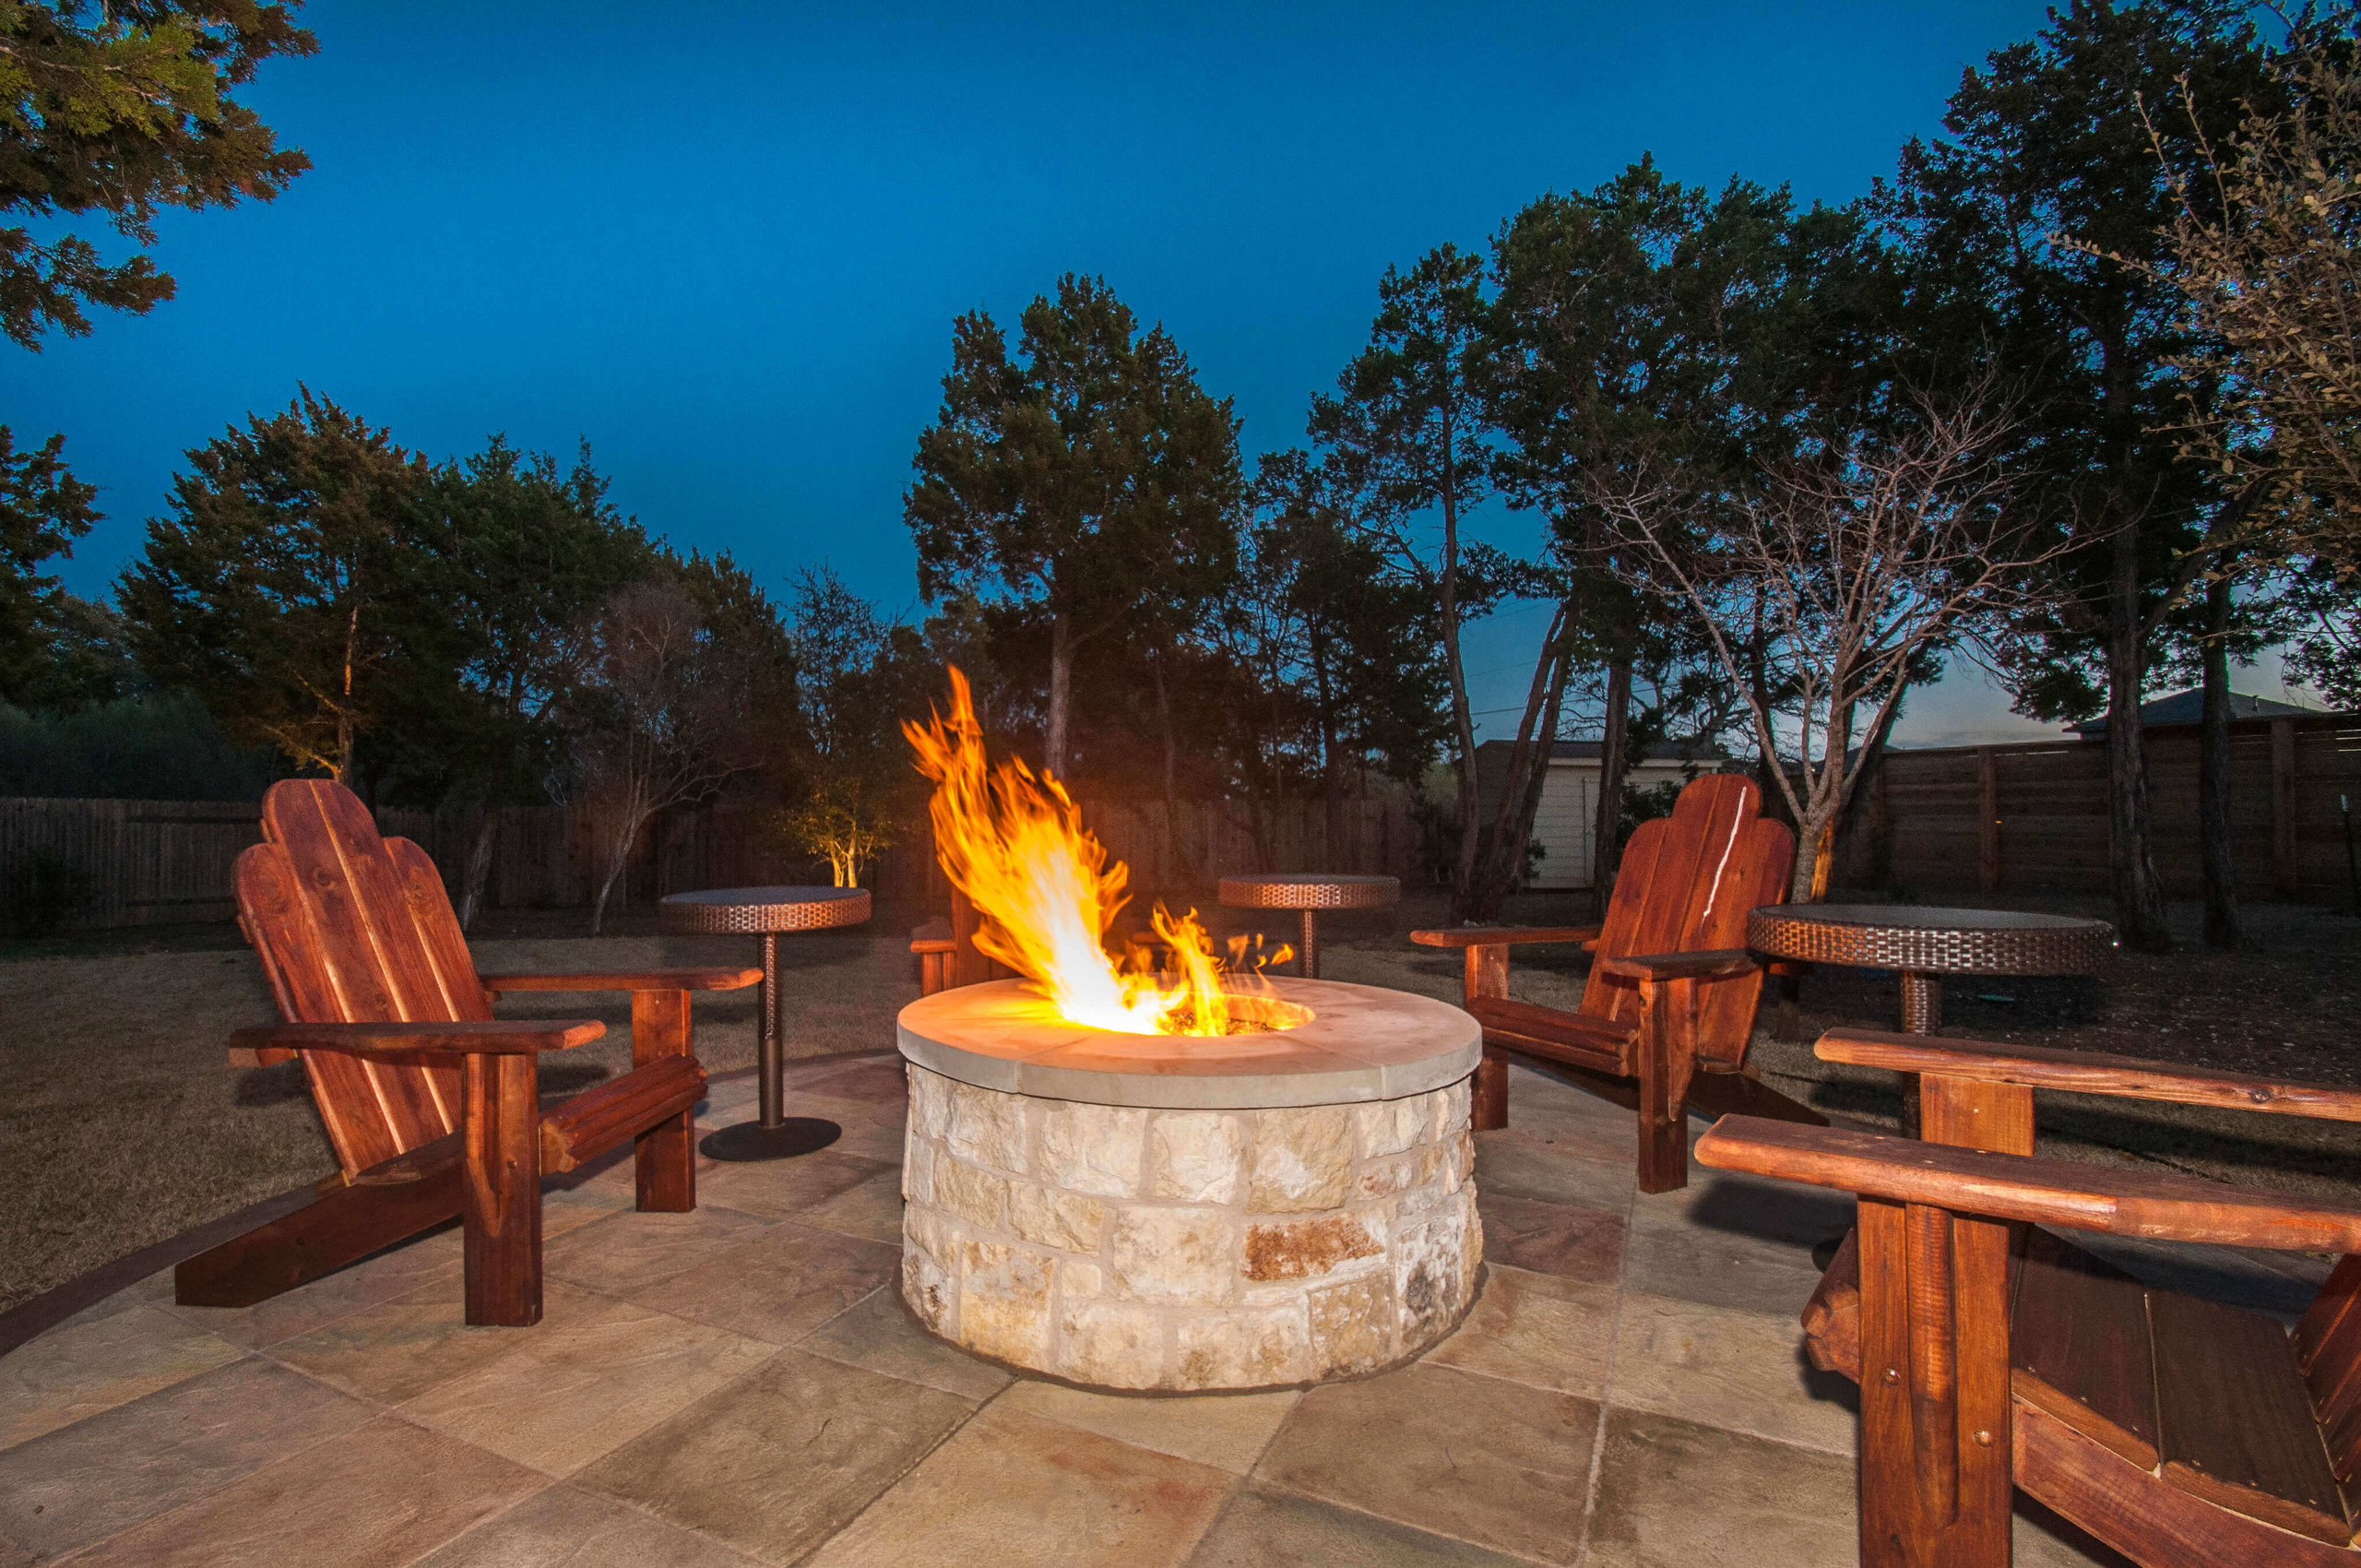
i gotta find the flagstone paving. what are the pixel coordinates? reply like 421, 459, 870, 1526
2, 1054, 2151, 1566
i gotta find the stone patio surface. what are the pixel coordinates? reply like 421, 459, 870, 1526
7, 1051, 2260, 1566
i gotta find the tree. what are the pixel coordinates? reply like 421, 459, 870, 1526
564, 556, 792, 932
0, 424, 99, 706
1, 1, 316, 350
119, 389, 424, 782
1884, 0, 2272, 950
780, 564, 922, 887
907, 273, 1243, 780
1596, 397, 2053, 901
1310, 244, 1514, 920
396, 437, 655, 924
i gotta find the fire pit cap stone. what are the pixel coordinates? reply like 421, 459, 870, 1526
896, 977, 1478, 1111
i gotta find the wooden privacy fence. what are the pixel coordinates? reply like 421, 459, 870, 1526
1835, 712, 2361, 903
0, 791, 1426, 931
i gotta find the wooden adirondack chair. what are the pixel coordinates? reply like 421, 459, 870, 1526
173, 779, 759, 1327
911, 888, 1002, 995
1697, 1029, 2361, 1566
1409, 773, 1821, 1192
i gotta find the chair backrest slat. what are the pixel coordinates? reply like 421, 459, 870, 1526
1579, 775, 1795, 1063
2298, 1253, 2361, 1479
232, 780, 485, 1176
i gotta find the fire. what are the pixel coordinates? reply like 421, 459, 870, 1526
903, 668, 1295, 1036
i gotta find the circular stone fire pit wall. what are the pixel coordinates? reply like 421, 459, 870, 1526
897, 1055, 1479, 1392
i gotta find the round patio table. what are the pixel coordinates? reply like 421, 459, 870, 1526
660, 885, 872, 1161
1216, 873, 1399, 980
1745, 903, 2116, 1035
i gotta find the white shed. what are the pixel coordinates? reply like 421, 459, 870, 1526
1476, 740, 1725, 891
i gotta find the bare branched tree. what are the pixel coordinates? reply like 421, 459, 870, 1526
1594, 398, 2058, 899
568, 580, 765, 932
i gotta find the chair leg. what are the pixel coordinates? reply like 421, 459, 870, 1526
1635, 977, 1699, 1194
632, 989, 696, 1212
1471, 1048, 1509, 1132
463, 1052, 542, 1327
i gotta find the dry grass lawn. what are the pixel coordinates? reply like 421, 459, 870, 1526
6, 888, 2357, 1314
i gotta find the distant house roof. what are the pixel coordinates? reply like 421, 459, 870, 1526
2070, 687, 2323, 736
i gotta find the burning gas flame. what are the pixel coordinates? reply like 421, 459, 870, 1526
903, 667, 1294, 1036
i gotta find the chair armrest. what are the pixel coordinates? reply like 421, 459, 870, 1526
910, 918, 955, 955
1408, 925, 1602, 949
1815, 1028, 2361, 1124
1597, 948, 1756, 982
478, 968, 762, 996
229, 1018, 605, 1067
1694, 1114, 2361, 1253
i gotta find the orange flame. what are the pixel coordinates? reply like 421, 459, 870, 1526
903, 668, 1292, 1036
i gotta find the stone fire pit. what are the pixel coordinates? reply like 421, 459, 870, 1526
895, 977, 1483, 1393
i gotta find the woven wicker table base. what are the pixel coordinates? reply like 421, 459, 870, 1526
1747, 904, 2116, 1035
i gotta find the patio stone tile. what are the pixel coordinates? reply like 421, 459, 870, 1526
1254, 1361, 1596, 1564
1185, 1487, 1539, 1567
825, 1113, 912, 1166
1424, 1265, 1617, 1398
69, 1413, 543, 1568
997, 1378, 1299, 1475
541, 1205, 777, 1296
1476, 1191, 1624, 1282
574, 1347, 975, 1565
796, 1170, 906, 1242
0, 1357, 373, 1560
397, 1301, 777, 1476
409, 1482, 767, 1567
1606, 1291, 1857, 1455
798, 1284, 1014, 1401
1472, 1129, 1635, 1213
268, 1277, 612, 1406
51, 1266, 174, 1332
1650, 1168, 1857, 1252
628, 1221, 901, 1346
1584, 1407, 1854, 1568
797, 1057, 911, 1104
1620, 1183, 1835, 1318
160, 1232, 462, 1348
0, 1304, 243, 1451
800, 1399, 1235, 1568
688, 1149, 892, 1220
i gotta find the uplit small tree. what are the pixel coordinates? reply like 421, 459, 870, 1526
1595, 397, 2056, 900
777, 565, 919, 887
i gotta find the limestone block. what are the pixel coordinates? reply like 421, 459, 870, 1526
1175, 1304, 1311, 1389
933, 1159, 1010, 1230
959, 1240, 1052, 1364
909, 1065, 953, 1140
1059, 1300, 1164, 1389
1441, 1077, 1470, 1140
1248, 1106, 1353, 1213
1308, 1274, 1397, 1377
1150, 1111, 1243, 1204
1356, 1153, 1417, 1201
905, 1203, 960, 1267
1353, 1097, 1424, 1159
1394, 1188, 1477, 1344
1241, 1213, 1382, 1283
1109, 1206, 1234, 1304
946, 1081, 1029, 1176
1060, 1259, 1102, 1299
1038, 1101, 1147, 1198
903, 1244, 955, 1336
903, 1137, 935, 1205
1009, 1181, 1106, 1254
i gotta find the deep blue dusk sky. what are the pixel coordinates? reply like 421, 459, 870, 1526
16, 0, 2211, 745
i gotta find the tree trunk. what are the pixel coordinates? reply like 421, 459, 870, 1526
1046, 610, 1073, 780
457, 802, 496, 932
2106, 524, 2172, 952
1592, 659, 1632, 914
2200, 573, 2239, 949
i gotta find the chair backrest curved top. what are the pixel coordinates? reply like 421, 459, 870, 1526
233, 778, 489, 1177
1579, 773, 1796, 1062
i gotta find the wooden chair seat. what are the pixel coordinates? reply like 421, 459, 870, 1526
1410, 774, 1822, 1192
1709, 1028, 2361, 1565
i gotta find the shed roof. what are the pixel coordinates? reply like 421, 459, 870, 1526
2069, 686, 2323, 736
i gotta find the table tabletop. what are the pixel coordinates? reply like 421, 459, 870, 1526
1746, 903, 2115, 977
1216, 873, 1401, 911
658, 885, 873, 936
